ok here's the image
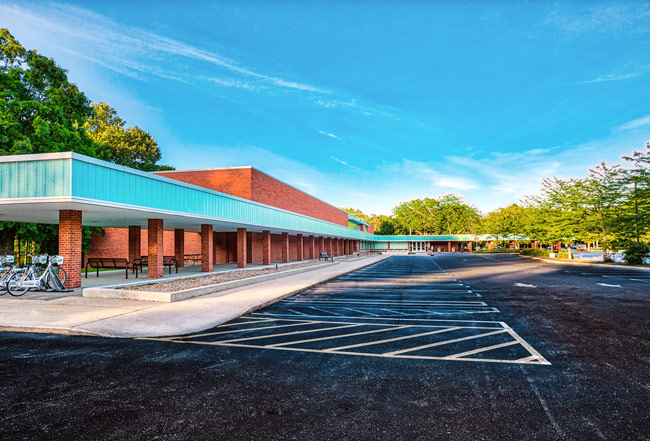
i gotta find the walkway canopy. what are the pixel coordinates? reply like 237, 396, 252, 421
0, 153, 371, 287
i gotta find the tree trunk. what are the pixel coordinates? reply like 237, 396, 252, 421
0, 226, 17, 255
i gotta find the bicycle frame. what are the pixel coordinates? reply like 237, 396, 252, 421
18, 262, 54, 289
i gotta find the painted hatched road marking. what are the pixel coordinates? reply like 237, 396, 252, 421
146, 318, 549, 365
266, 305, 500, 316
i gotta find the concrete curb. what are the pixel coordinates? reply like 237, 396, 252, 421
89, 255, 389, 338
2, 255, 390, 339
519, 254, 650, 271
0, 325, 105, 337
84, 262, 338, 302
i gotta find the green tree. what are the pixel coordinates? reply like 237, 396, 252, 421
622, 142, 650, 243
0, 29, 95, 157
0, 29, 97, 253
375, 217, 397, 235
0, 29, 171, 254
393, 195, 481, 235
86, 102, 173, 171
482, 204, 528, 245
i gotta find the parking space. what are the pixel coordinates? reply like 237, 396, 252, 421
562, 267, 650, 283
151, 256, 549, 365
4, 252, 650, 440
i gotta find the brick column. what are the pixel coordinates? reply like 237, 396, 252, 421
201, 224, 213, 272
237, 228, 247, 268
327, 237, 333, 256
281, 232, 289, 263
262, 230, 271, 265
531, 240, 538, 249
307, 235, 315, 260
246, 232, 253, 264
128, 226, 141, 263
467, 242, 473, 252
319, 237, 325, 254
58, 210, 82, 288
174, 229, 184, 268
148, 219, 164, 279
296, 234, 304, 261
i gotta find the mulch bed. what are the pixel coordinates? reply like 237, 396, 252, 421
119, 261, 324, 292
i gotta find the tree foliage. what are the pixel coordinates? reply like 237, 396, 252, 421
86, 102, 173, 171
393, 195, 481, 235
0, 28, 171, 255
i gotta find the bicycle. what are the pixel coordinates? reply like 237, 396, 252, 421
0, 255, 18, 295
6, 255, 67, 296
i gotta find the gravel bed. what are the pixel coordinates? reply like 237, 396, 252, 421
120, 261, 324, 292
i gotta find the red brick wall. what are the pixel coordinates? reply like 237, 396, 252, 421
86, 227, 201, 264
288, 235, 298, 261
155, 167, 348, 226
155, 168, 252, 199
251, 169, 348, 226
214, 232, 228, 264
246, 232, 265, 264
271, 234, 283, 262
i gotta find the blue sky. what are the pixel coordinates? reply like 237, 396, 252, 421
3, 1, 650, 214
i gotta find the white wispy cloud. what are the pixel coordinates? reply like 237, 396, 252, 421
318, 130, 339, 139
330, 156, 349, 166
434, 177, 477, 190
581, 72, 640, 84
0, 2, 327, 94
617, 114, 650, 131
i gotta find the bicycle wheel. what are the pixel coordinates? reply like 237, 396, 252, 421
46, 267, 67, 290
6, 272, 29, 296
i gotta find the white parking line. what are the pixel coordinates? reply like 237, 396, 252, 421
184, 321, 317, 339
268, 325, 411, 348
326, 326, 462, 352
385, 329, 508, 356
217, 323, 362, 344
444, 340, 519, 359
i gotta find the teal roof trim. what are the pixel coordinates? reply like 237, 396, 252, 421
0, 153, 529, 242
347, 213, 370, 226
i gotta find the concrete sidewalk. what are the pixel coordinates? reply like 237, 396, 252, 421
0, 254, 389, 338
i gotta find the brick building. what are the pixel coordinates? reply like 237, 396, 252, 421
0, 153, 523, 288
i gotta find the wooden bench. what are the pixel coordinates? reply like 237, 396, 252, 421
85, 258, 138, 279
184, 254, 201, 265
319, 252, 334, 261
134, 256, 178, 274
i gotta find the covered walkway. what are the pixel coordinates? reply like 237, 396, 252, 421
0, 153, 368, 288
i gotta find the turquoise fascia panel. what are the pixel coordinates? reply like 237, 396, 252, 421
1, 154, 529, 242
0, 158, 71, 199
69, 156, 375, 240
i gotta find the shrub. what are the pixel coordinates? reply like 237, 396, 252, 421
520, 248, 547, 257
557, 251, 569, 259
472, 249, 519, 254
623, 242, 650, 265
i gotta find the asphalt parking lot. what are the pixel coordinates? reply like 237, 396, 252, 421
1, 254, 649, 440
